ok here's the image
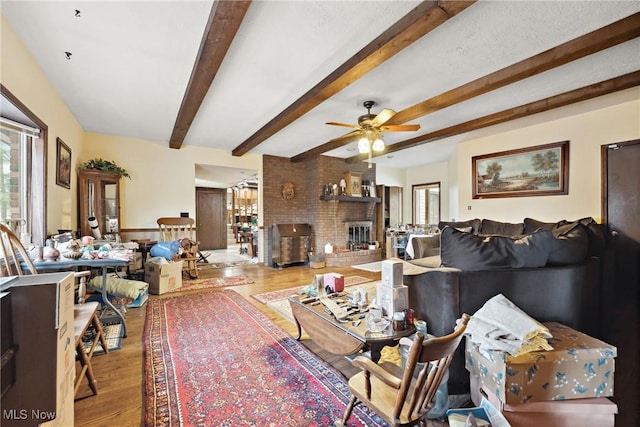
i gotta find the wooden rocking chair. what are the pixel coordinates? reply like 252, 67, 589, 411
336, 313, 471, 427
0, 223, 108, 398
156, 217, 200, 279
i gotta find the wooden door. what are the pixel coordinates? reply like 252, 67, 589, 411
195, 187, 226, 250
602, 139, 639, 427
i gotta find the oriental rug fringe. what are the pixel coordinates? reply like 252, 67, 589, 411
143, 290, 387, 426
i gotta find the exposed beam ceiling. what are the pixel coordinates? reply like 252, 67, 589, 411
3, 2, 638, 171
293, 12, 640, 163
346, 71, 640, 163
169, 1, 251, 149
231, 0, 476, 157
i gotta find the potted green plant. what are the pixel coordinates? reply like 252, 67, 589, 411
78, 158, 131, 179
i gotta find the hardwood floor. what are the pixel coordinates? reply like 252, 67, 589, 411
74, 261, 393, 426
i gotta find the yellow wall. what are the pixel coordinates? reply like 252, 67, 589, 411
82, 134, 261, 229
2, 14, 85, 233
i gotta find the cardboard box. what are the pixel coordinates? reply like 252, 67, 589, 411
145, 261, 183, 295
465, 322, 616, 404
376, 281, 408, 317
323, 273, 345, 292
381, 259, 403, 288
470, 375, 617, 427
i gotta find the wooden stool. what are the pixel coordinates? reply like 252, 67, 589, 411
73, 301, 108, 397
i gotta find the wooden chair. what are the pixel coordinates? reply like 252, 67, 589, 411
336, 313, 471, 427
156, 217, 200, 279
0, 223, 107, 398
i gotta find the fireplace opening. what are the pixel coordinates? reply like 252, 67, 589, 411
345, 221, 372, 249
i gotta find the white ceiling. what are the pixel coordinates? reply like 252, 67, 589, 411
2, 1, 639, 187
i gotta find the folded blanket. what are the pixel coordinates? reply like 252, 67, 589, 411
89, 274, 148, 299
466, 294, 552, 356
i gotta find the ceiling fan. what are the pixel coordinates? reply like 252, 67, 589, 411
326, 100, 420, 155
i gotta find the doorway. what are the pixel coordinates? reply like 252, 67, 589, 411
196, 187, 227, 250
601, 138, 639, 427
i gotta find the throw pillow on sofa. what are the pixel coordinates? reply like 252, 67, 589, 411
578, 217, 607, 257
437, 218, 481, 234
547, 221, 590, 265
480, 219, 524, 236
440, 226, 551, 270
523, 217, 561, 234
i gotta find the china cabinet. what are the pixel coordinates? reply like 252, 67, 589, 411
77, 170, 121, 238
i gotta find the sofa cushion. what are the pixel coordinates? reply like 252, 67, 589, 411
440, 226, 551, 270
523, 217, 561, 234
547, 222, 590, 265
408, 255, 442, 269
578, 217, 606, 256
438, 218, 481, 234
480, 219, 525, 237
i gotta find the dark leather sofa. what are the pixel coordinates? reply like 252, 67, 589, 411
403, 217, 605, 395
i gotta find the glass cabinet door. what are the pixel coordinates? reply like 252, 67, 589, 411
78, 170, 120, 238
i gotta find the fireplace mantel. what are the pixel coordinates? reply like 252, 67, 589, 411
319, 195, 380, 203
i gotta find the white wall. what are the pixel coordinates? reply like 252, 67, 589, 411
404, 88, 640, 225
375, 165, 405, 187
404, 161, 449, 224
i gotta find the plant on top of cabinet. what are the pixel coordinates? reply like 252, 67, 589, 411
78, 158, 131, 179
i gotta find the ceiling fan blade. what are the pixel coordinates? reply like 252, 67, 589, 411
328, 130, 362, 144
370, 108, 396, 127
380, 124, 421, 132
326, 121, 360, 129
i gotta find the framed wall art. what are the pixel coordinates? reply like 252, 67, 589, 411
56, 137, 72, 189
344, 172, 362, 197
472, 141, 569, 199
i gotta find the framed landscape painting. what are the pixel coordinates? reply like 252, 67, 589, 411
472, 141, 569, 199
56, 137, 72, 189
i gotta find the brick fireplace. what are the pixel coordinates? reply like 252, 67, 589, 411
262, 155, 383, 267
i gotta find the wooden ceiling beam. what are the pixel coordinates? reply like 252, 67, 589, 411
346, 71, 640, 163
293, 12, 640, 162
169, 1, 251, 149
232, 0, 476, 157
386, 12, 640, 126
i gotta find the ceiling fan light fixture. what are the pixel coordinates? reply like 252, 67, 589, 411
372, 136, 384, 152
358, 137, 370, 154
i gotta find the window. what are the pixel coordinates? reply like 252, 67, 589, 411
412, 182, 440, 227
1, 87, 46, 246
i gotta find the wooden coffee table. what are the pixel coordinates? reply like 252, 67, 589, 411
288, 291, 415, 363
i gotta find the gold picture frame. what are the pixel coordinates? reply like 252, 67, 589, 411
345, 172, 362, 197
472, 141, 569, 199
56, 137, 72, 189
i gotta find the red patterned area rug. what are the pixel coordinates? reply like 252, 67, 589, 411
251, 275, 372, 305
166, 275, 254, 293
143, 290, 386, 426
